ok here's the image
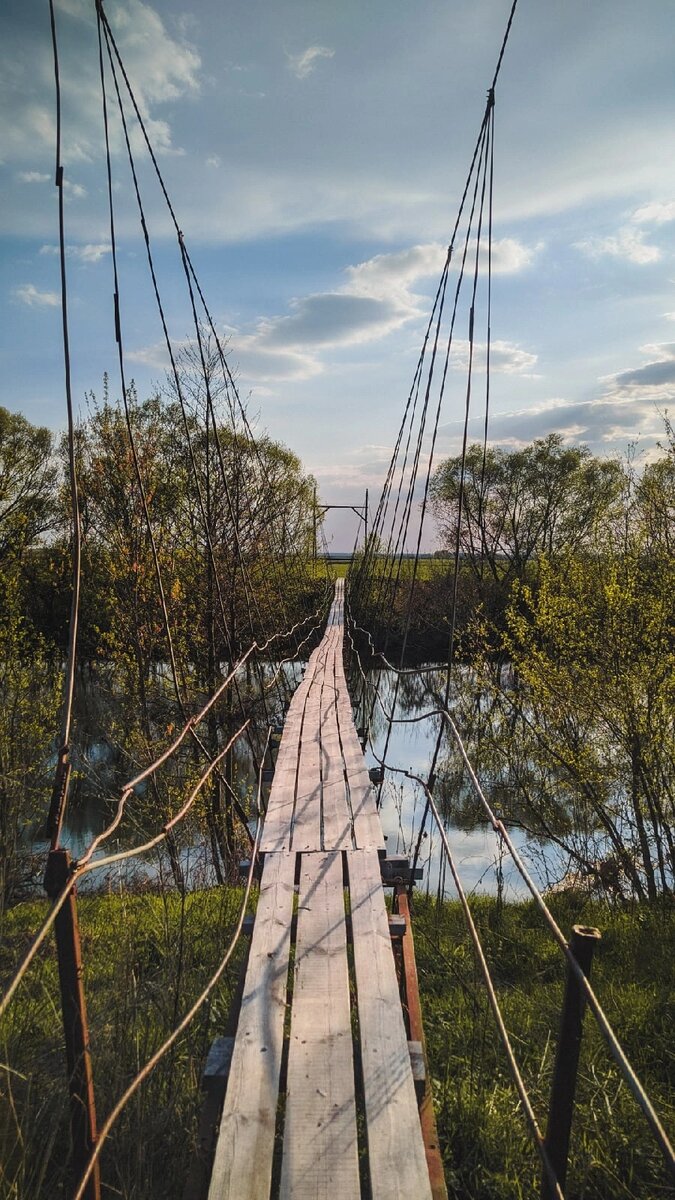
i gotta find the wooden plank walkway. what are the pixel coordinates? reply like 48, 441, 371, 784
208, 580, 433, 1200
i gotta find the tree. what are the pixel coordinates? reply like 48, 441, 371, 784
0, 407, 57, 565
430, 434, 624, 585
441, 439, 675, 898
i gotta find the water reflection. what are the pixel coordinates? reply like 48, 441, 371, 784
32, 659, 560, 897
351, 666, 562, 899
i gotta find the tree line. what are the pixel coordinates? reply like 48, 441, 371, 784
0, 357, 322, 902
432, 429, 674, 898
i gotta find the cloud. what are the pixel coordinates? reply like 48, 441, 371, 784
17, 171, 50, 184
603, 342, 675, 401
206, 155, 221, 168
63, 179, 86, 198
255, 293, 403, 349
226, 237, 540, 387
575, 226, 660, 265
39, 242, 110, 262
13, 283, 60, 307
632, 200, 675, 226
435, 342, 675, 457
346, 237, 539, 299
487, 237, 543, 274
0, 0, 201, 176
438, 394, 665, 453
449, 339, 538, 376
73, 242, 109, 262
286, 45, 334, 80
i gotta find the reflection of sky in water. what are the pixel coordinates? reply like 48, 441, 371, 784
357, 668, 562, 900
34, 659, 562, 898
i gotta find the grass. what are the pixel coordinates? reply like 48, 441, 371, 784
413, 893, 675, 1200
1, 888, 672, 1198
0, 885, 248, 1199
311, 556, 452, 582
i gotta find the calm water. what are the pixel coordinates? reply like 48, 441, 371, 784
352, 667, 562, 900
35, 660, 561, 898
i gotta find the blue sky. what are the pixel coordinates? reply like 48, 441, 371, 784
1, 0, 674, 548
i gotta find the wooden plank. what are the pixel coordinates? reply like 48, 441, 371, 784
291, 667, 323, 851
332, 638, 385, 852
347, 849, 432, 1200
260, 720, 301, 852
208, 852, 296, 1200
320, 643, 354, 851
342, 744, 384, 852
260, 640, 324, 852
279, 852, 360, 1199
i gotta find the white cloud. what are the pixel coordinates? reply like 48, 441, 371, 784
206, 155, 221, 168
39, 242, 110, 262
487, 237, 543, 274
0, 0, 201, 176
286, 45, 334, 80
75, 242, 110, 262
13, 283, 60, 307
601, 341, 675, 402
125, 341, 171, 371
63, 179, 86, 198
110, 0, 200, 104
450, 339, 538, 376
224, 238, 540, 388
17, 170, 50, 184
439, 394, 665, 454
632, 200, 675, 226
575, 226, 660, 265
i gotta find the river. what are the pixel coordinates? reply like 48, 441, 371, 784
32, 660, 562, 899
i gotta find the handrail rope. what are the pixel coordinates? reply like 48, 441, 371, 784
349, 78, 495, 627
98, 14, 265, 840
360, 110, 492, 724
419, 780, 564, 1199
428, 108, 493, 780
415, 760, 675, 1180
181, 247, 320, 658
350, 0, 519, 697
71, 733, 270, 1200
0, 601, 327, 1020
344, 620, 675, 1182
46, 0, 82, 848
74, 720, 249, 874
96, 8, 187, 719
477, 100, 496, 568
99, 11, 329, 787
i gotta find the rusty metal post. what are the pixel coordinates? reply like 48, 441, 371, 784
395, 885, 448, 1200
45, 848, 101, 1200
540, 924, 601, 1200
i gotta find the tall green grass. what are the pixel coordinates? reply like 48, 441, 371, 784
0, 886, 247, 1198
413, 894, 675, 1199
1, 890, 672, 1198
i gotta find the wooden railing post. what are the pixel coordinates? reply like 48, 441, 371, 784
540, 924, 601, 1200
45, 848, 101, 1200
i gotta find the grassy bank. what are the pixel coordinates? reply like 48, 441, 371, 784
414, 893, 675, 1200
1, 890, 673, 1198
0, 887, 248, 1198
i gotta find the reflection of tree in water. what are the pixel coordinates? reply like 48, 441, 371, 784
31, 657, 299, 888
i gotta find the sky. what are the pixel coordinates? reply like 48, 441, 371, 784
1, 0, 674, 549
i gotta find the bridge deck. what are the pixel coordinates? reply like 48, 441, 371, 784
207, 581, 433, 1200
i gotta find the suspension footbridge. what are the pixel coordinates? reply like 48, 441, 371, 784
1, 2, 673, 1199
206, 580, 438, 1200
